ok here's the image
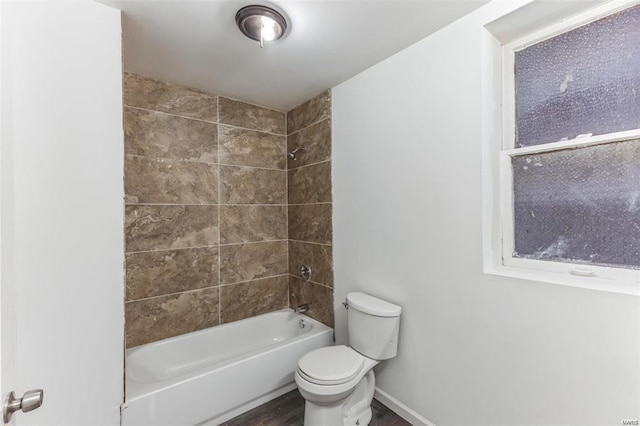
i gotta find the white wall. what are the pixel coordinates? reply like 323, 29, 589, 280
1, 2, 124, 424
332, 2, 640, 425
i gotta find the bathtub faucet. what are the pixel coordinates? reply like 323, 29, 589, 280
295, 304, 309, 314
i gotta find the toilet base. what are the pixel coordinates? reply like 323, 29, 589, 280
303, 402, 372, 426
344, 407, 372, 426
301, 370, 376, 426
303, 400, 344, 426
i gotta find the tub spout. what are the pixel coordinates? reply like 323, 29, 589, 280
295, 304, 309, 314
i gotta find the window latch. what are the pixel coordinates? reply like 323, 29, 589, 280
569, 267, 594, 277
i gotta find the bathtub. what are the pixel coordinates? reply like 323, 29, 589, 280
122, 308, 333, 426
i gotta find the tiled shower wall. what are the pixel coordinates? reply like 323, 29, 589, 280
123, 74, 333, 347
124, 74, 289, 347
287, 92, 335, 328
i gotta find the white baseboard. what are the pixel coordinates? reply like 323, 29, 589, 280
205, 383, 433, 426
374, 387, 437, 426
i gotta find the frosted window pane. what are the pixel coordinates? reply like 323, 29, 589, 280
512, 140, 640, 269
515, 5, 640, 147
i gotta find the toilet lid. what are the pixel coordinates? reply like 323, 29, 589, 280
298, 345, 364, 385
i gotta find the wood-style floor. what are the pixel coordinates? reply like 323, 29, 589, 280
219, 389, 411, 426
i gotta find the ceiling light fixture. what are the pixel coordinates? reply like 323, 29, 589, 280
235, 5, 287, 48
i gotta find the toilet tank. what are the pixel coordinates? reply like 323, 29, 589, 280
347, 292, 401, 360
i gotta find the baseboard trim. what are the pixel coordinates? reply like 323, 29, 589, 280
374, 387, 437, 426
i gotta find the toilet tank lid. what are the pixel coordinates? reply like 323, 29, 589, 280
347, 292, 401, 317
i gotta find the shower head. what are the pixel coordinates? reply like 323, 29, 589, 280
288, 147, 306, 161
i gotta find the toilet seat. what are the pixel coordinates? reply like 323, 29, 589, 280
297, 345, 364, 385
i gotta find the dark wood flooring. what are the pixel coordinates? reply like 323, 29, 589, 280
219, 389, 411, 426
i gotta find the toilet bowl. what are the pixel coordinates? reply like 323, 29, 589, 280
295, 292, 401, 426
295, 345, 378, 426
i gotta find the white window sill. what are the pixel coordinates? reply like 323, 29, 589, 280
484, 263, 640, 297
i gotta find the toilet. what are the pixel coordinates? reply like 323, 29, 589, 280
295, 292, 401, 426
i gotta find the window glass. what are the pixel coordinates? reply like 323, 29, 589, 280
512, 139, 640, 269
514, 5, 640, 147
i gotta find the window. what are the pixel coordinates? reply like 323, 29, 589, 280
500, 2, 640, 286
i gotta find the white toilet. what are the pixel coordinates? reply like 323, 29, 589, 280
295, 292, 401, 426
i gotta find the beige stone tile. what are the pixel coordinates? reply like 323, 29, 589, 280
220, 276, 288, 324
219, 97, 285, 134
125, 156, 218, 204
288, 161, 332, 205
220, 241, 287, 285
288, 204, 332, 244
126, 247, 219, 301
220, 205, 287, 244
287, 119, 331, 169
125, 288, 219, 347
124, 107, 217, 162
289, 276, 334, 328
219, 125, 286, 169
288, 241, 333, 287
219, 166, 286, 205
124, 73, 217, 122
125, 205, 218, 252
287, 90, 331, 134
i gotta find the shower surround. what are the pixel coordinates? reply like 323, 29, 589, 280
123, 74, 333, 347
287, 93, 334, 328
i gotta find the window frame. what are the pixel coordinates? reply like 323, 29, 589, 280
499, 0, 640, 287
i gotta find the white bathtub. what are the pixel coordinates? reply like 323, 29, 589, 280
122, 308, 333, 426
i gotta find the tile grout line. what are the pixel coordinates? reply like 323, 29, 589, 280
125, 239, 291, 255
125, 153, 288, 172
218, 93, 287, 115
219, 239, 288, 247
219, 274, 290, 288
219, 163, 286, 172
219, 122, 286, 137
124, 105, 287, 137
288, 159, 331, 172
285, 108, 290, 310
126, 202, 219, 207
287, 116, 330, 138
122, 77, 129, 360
126, 285, 221, 304
126, 203, 288, 207
125, 153, 218, 167
288, 274, 334, 290
288, 202, 332, 207
126, 245, 219, 255
124, 105, 218, 125
222, 203, 289, 207
288, 239, 332, 247
217, 95, 222, 326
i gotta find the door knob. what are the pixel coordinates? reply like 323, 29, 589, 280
3, 389, 43, 423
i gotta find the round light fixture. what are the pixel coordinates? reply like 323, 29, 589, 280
236, 5, 287, 48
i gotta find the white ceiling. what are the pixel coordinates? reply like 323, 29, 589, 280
100, 0, 489, 111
